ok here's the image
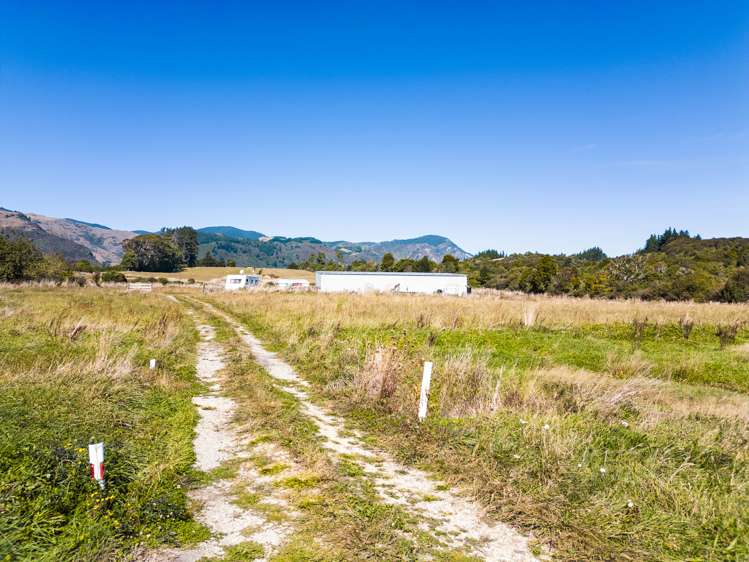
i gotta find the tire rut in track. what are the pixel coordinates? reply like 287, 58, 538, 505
146, 309, 300, 562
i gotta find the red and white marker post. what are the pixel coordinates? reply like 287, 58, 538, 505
88, 442, 105, 490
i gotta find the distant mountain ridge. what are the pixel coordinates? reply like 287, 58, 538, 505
0, 209, 469, 267
197, 229, 471, 267
197, 226, 265, 240
0, 208, 136, 264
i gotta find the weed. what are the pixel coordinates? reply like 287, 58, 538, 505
717, 322, 742, 349
679, 315, 694, 340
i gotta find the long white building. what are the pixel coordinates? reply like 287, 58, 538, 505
315, 271, 468, 296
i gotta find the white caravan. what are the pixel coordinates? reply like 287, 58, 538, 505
224, 274, 261, 291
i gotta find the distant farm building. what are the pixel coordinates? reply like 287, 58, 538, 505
315, 271, 468, 296
272, 278, 311, 290
224, 274, 261, 291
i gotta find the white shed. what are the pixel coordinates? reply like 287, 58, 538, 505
315, 271, 468, 296
273, 278, 311, 290
224, 274, 261, 291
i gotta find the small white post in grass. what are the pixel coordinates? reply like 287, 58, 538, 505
88, 442, 105, 490
149, 358, 157, 369
418, 361, 433, 422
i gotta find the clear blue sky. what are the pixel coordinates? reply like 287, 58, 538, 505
1, 1, 747, 256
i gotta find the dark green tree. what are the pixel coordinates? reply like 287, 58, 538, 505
440, 254, 459, 273
0, 235, 43, 281
523, 255, 558, 293
575, 247, 608, 262
121, 234, 183, 272
475, 249, 503, 259
380, 252, 395, 271
415, 256, 434, 272
643, 228, 696, 253
197, 250, 225, 267
165, 227, 198, 266
717, 268, 749, 303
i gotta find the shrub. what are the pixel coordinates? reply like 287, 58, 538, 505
717, 268, 749, 303
101, 271, 127, 283
631, 318, 649, 350
679, 316, 694, 340
72, 260, 94, 272
716, 322, 741, 349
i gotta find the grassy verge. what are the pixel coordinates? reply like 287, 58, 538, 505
0, 288, 206, 561
205, 292, 749, 561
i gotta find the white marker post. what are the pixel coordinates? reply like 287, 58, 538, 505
149, 358, 157, 370
418, 361, 433, 422
88, 442, 105, 490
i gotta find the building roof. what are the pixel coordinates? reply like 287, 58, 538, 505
315, 271, 466, 277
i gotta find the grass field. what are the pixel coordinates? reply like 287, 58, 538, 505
208, 291, 749, 561
0, 288, 206, 560
4, 286, 747, 560
122, 267, 315, 284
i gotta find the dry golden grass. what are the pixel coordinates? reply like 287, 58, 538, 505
535, 365, 749, 425
212, 289, 749, 329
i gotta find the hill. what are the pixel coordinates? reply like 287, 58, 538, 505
0, 208, 135, 264
0, 208, 469, 268
197, 232, 470, 267
465, 233, 749, 302
326, 235, 472, 262
197, 226, 265, 240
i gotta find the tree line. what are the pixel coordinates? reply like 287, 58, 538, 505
288, 252, 461, 274
290, 229, 749, 303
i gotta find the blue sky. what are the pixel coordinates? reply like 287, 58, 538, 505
1, 1, 747, 256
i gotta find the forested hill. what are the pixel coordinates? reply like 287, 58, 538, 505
196, 231, 470, 267
464, 231, 749, 302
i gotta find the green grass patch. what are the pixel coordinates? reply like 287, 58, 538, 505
0, 288, 206, 560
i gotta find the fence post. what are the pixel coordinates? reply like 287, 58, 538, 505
418, 361, 433, 422
88, 442, 105, 490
